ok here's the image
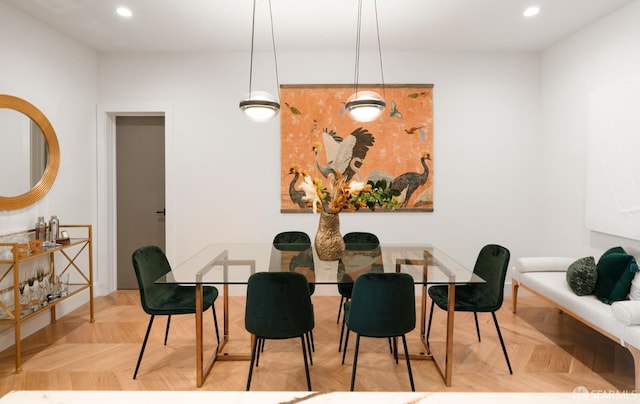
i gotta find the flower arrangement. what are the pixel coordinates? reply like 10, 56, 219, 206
298, 171, 401, 214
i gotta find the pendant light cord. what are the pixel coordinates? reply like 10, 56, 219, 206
352, 0, 385, 99
268, 0, 280, 100
248, 0, 257, 95
247, 0, 279, 101
352, 0, 363, 96
374, 0, 386, 101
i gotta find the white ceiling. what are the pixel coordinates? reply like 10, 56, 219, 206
1, 0, 635, 52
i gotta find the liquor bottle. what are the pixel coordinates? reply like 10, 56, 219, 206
49, 215, 60, 242
35, 216, 47, 241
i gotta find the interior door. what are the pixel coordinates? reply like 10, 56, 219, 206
116, 116, 166, 289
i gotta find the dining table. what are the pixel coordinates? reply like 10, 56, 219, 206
155, 243, 485, 387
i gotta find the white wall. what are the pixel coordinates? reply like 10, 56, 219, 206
539, 0, 640, 258
98, 49, 541, 272
0, 2, 97, 351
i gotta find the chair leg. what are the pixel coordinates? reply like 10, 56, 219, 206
473, 312, 481, 342
246, 336, 260, 390
426, 300, 435, 344
256, 338, 263, 367
341, 327, 350, 365
133, 315, 155, 379
393, 337, 399, 364
310, 330, 315, 352
337, 295, 345, 323
300, 335, 312, 391
349, 334, 361, 391
212, 305, 220, 346
491, 311, 513, 374
338, 310, 347, 352
163, 315, 171, 345
401, 334, 415, 392
388, 337, 394, 354
305, 332, 314, 365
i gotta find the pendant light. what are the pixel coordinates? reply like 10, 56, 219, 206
239, 0, 280, 122
345, 0, 386, 122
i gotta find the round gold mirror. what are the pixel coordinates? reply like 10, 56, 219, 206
0, 95, 60, 210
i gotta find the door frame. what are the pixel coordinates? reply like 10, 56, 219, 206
97, 103, 174, 295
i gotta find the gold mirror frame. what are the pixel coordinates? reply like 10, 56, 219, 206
0, 94, 60, 210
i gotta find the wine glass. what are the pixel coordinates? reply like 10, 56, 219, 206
19, 280, 29, 315
60, 273, 69, 296
36, 267, 44, 283
36, 267, 46, 305
27, 271, 39, 309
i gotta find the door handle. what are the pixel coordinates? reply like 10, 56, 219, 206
156, 208, 166, 216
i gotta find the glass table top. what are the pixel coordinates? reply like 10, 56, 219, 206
156, 243, 485, 286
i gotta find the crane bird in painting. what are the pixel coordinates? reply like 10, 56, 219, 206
390, 151, 431, 208
312, 127, 375, 182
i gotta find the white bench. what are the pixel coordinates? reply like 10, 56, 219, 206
512, 257, 640, 390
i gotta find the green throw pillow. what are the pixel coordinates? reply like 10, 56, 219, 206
594, 247, 639, 304
566, 256, 597, 296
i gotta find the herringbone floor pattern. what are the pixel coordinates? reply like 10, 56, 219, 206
0, 290, 635, 394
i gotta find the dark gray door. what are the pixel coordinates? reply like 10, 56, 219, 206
116, 116, 166, 289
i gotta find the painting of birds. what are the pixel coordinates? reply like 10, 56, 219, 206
279, 84, 434, 212
390, 151, 431, 208
312, 127, 375, 182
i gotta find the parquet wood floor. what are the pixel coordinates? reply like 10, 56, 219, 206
0, 290, 635, 394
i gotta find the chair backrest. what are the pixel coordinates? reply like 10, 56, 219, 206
245, 272, 314, 339
339, 232, 382, 293
472, 244, 511, 310
131, 245, 173, 314
272, 231, 315, 293
343, 232, 380, 250
347, 272, 416, 337
273, 231, 311, 250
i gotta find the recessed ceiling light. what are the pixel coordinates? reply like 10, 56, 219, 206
523, 6, 540, 17
116, 7, 133, 18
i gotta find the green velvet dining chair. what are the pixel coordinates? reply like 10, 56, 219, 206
270, 231, 315, 358
341, 272, 416, 391
426, 243, 513, 374
131, 245, 220, 379
337, 231, 382, 352
244, 271, 315, 391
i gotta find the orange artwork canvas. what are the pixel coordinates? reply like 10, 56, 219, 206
280, 84, 434, 213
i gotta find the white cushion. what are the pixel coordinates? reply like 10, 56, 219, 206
611, 301, 640, 325
630, 272, 640, 301
515, 257, 575, 273
622, 324, 640, 350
